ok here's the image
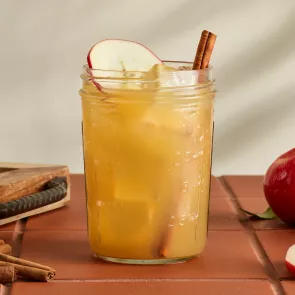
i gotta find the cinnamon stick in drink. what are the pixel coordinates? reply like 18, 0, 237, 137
193, 30, 216, 70
0, 254, 56, 282
193, 30, 210, 70
158, 29, 217, 258
200, 32, 217, 69
0, 265, 17, 284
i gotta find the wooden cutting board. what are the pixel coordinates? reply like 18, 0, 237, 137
0, 162, 70, 225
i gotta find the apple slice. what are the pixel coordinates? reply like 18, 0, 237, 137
87, 39, 163, 92
286, 244, 295, 275
87, 39, 162, 72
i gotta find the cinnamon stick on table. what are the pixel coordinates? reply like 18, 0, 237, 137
0, 265, 17, 284
158, 29, 217, 258
0, 244, 11, 255
0, 254, 56, 282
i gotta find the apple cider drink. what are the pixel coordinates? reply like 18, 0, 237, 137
80, 35, 216, 264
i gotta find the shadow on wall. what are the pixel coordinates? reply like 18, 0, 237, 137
143, 0, 232, 45
218, 11, 295, 96
213, 86, 295, 164
213, 9, 295, 168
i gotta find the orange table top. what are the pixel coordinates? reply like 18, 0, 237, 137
0, 174, 293, 295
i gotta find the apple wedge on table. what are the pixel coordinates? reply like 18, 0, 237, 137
286, 245, 295, 276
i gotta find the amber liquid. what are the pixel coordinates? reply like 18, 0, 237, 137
80, 78, 214, 261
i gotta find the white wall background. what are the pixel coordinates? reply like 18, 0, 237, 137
0, 0, 295, 175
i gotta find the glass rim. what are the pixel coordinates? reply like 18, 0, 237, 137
83, 60, 213, 75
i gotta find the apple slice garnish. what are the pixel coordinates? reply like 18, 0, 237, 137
286, 244, 295, 275
87, 39, 163, 91
88, 39, 162, 71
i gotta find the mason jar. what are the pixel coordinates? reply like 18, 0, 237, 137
79, 61, 216, 264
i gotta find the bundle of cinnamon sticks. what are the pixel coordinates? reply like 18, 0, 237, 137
0, 240, 55, 284
0, 240, 11, 256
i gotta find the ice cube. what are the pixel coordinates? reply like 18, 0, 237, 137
142, 64, 177, 89
140, 105, 198, 138
143, 64, 198, 88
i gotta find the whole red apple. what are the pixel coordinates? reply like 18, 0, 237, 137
264, 148, 295, 225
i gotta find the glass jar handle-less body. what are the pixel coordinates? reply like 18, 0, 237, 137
80, 61, 216, 264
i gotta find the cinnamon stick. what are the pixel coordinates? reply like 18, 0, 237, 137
193, 30, 209, 70
0, 254, 54, 272
200, 32, 216, 69
0, 265, 16, 284
0, 254, 55, 282
193, 30, 216, 70
0, 244, 11, 255
158, 29, 217, 258
0, 261, 54, 282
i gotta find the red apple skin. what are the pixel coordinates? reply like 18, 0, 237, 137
286, 260, 295, 275
263, 148, 295, 225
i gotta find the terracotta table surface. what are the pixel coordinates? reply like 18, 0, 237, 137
0, 174, 294, 295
